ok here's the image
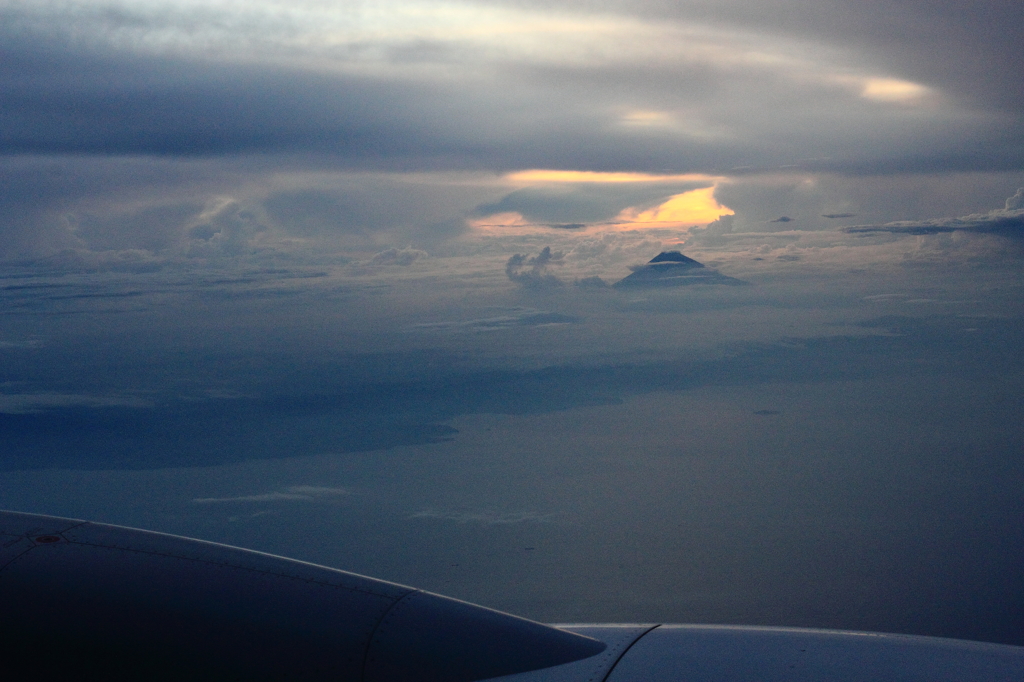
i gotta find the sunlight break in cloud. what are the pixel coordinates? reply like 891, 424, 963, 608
470, 171, 733, 234
615, 187, 734, 229
506, 170, 721, 184
859, 78, 932, 104
467, 211, 537, 234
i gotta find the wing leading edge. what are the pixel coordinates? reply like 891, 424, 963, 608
2, 510, 1022, 681
0, 510, 603, 681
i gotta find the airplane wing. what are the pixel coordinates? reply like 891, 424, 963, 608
2, 510, 1022, 681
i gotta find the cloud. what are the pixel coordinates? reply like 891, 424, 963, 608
682, 214, 738, 247
0, 157, 489, 262
563, 231, 669, 267
0, 392, 152, 415
506, 247, 565, 287
369, 248, 428, 266
414, 308, 578, 332
0, 2, 1021, 275
474, 180, 713, 228
1007, 187, 1024, 210
0, 339, 43, 349
822, 213, 857, 219
192, 486, 350, 504
184, 199, 269, 258
1, 0, 1019, 176
613, 187, 734, 230
409, 509, 557, 525
26, 249, 165, 274
843, 189, 1024, 236
770, 216, 794, 223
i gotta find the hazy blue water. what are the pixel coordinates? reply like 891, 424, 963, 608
2, 267, 1021, 644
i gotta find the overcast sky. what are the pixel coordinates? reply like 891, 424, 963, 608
1, 0, 1022, 647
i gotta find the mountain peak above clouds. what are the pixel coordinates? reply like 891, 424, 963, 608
614, 252, 746, 288
647, 251, 705, 266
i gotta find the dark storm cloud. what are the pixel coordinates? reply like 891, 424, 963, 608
489, 0, 1024, 114
0, 43, 444, 160
0, 26, 690, 171
844, 188, 1024, 236
1, 1, 1021, 177
822, 213, 857, 219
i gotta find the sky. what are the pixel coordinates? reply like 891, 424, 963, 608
1, 0, 1023, 646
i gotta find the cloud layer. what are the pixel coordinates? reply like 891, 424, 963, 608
2, 0, 1020, 173
844, 188, 1024, 236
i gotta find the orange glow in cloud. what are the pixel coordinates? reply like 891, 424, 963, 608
467, 211, 537, 234
506, 170, 720, 184
615, 187, 733, 228
468, 170, 733, 234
